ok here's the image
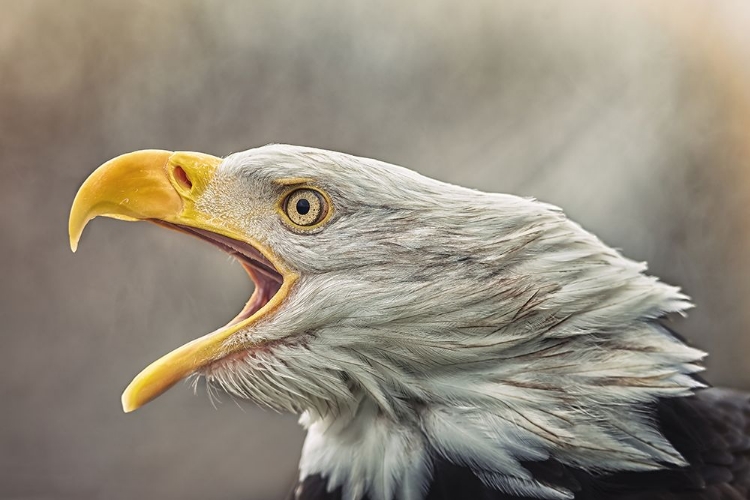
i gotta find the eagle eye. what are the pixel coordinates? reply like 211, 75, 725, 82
283, 188, 328, 228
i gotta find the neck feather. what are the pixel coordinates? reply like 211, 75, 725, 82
294, 194, 705, 500
207, 185, 706, 500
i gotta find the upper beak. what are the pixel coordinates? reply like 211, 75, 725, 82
69, 150, 237, 413
69, 149, 221, 252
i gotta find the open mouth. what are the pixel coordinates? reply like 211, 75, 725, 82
68, 149, 299, 412
154, 221, 284, 327
116, 219, 294, 413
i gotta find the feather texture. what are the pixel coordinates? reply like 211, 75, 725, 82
188, 145, 715, 499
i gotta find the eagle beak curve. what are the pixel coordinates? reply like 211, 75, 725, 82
69, 150, 244, 413
69, 150, 178, 252
69, 149, 221, 252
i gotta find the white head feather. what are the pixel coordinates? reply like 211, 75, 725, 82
196, 145, 705, 500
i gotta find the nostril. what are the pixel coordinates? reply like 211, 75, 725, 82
173, 165, 192, 190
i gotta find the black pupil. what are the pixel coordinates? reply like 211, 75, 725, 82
296, 198, 311, 215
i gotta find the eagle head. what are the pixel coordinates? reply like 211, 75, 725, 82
70, 145, 706, 500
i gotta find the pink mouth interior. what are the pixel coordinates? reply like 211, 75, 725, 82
152, 221, 284, 325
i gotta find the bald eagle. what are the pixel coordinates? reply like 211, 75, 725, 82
69, 146, 750, 500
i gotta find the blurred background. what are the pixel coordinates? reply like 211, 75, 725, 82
2, 1, 750, 499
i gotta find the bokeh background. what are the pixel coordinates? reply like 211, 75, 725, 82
2, 1, 750, 499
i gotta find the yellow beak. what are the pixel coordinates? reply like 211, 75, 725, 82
69, 149, 221, 252
69, 150, 294, 413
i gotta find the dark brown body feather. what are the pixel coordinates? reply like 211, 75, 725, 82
289, 388, 750, 500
